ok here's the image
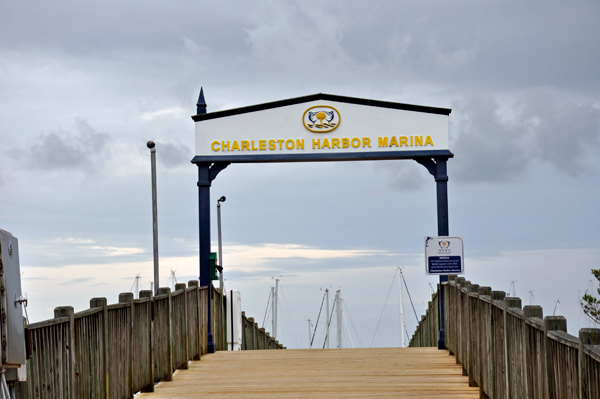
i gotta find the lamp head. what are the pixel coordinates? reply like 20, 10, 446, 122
218, 196, 226, 203
146, 141, 155, 149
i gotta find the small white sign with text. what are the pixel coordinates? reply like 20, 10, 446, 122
425, 236, 464, 275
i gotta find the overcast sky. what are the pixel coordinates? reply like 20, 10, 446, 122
1, 0, 599, 348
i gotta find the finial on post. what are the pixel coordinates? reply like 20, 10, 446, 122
196, 87, 207, 115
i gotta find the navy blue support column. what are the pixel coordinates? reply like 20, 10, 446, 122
415, 157, 450, 350
197, 163, 214, 352
194, 87, 231, 353
197, 161, 229, 353
434, 158, 449, 350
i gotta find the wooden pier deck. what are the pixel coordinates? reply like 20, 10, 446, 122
137, 347, 479, 398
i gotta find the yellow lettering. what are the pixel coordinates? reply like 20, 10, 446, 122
410, 136, 413, 146
342, 138, 349, 148
296, 139, 304, 149
241, 140, 250, 151
277, 139, 284, 150
389, 136, 398, 147
378, 137, 388, 147
415, 136, 423, 146
285, 139, 295, 150
351, 138, 360, 148
211, 141, 220, 151
399, 136, 408, 147
332, 138, 340, 148
251, 140, 258, 151
222, 141, 230, 151
268, 139, 276, 150
231, 141, 240, 151
312, 138, 321, 149
259, 140, 267, 150
322, 138, 331, 149
425, 135, 434, 146
363, 137, 371, 148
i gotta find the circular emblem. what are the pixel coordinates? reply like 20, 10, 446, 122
302, 105, 341, 133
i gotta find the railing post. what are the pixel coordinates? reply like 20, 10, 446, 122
119, 292, 134, 399
491, 291, 506, 399
578, 328, 600, 399
158, 287, 174, 381
90, 298, 110, 398
478, 286, 492, 398
523, 305, 543, 399
503, 296, 521, 399
543, 316, 567, 399
447, 274, 457, 353
176, 283, 190, 369
188, 281, 202, 360
461, 280, 470, 375
241, 311, 247, 350
54, 306, 76, 398
139, 290, 155, 392
467, 284, 479, 387
246, 317, 254, 350
454, 277, 465, 366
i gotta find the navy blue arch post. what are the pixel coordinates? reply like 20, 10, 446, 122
195, 88, 230, 353
197, 162, 229, 353
415, 156, 450, 349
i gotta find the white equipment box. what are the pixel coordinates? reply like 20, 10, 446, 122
226, 290, 242, 351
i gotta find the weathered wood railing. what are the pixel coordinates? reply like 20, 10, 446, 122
15, 281, 283, 399
409, 275, 600, 399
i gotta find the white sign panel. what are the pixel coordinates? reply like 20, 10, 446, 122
193, 94, 451, 163
425, 236, 464, 275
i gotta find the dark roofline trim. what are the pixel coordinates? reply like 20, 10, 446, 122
191, 93, 451, 122
191, 150, 454, 164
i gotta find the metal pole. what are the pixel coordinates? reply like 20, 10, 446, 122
273, 279, 279, 340
336, 290, 342, 349
271, 286, 275, 340
398, 268, 405, 348
307, 319, 311, 348
325, 289, 330, 349
147, 141, 159, 296
217, 197, 225, 292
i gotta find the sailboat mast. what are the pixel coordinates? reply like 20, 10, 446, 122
271, 286, 276, 340
336, 290, 342, 348
325, 289, 330, 349
273, 279, 279, 340
398, 267, 405, 348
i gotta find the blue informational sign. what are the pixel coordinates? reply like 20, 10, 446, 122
425, 236, 464, 275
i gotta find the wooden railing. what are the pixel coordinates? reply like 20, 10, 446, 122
14, 281, 283, 399
409, 275, 600, 399
240, 311, 285, 350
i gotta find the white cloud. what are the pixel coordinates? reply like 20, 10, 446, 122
89, 246, 145, 256
141, 107, 187, 120
226, 243, 388, 271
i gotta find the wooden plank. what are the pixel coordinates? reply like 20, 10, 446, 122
138, 348, 479, 398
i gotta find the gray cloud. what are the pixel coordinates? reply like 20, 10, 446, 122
59, 277, 92, 285
521, 91, 600, 177
451, 93, 600, 183
376, 161, 429, 191
451, 95, 530, 183
155, 141, 192, 168
11, 119, 111, 173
